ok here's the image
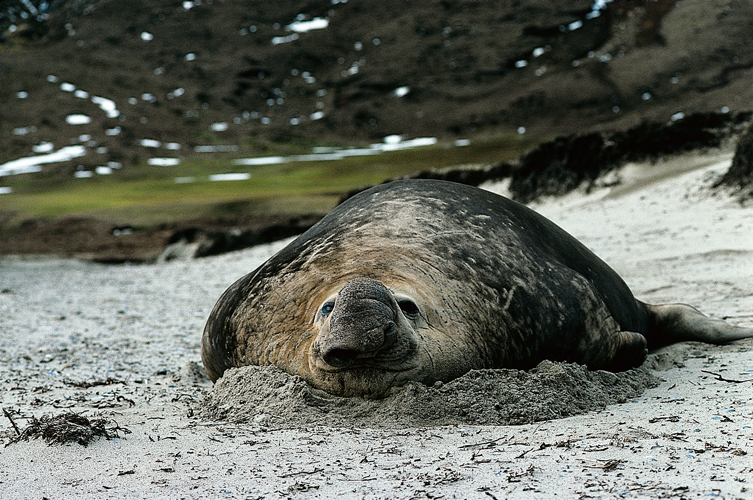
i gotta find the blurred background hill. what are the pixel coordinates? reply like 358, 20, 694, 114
1, 0, 752, 260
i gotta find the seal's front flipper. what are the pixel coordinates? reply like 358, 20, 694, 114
580, 330, 648, 372
643, 303, 753, 348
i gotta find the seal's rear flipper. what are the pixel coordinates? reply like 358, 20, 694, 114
643, 302, 753, 348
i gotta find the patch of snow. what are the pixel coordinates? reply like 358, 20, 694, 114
16, 91, 28, 99
392, 86, 410, 97
234, 156, 286, 166
33, 142, 54, 153
209, 173, 251, 182
343, 65, 359, 76
13, 126, 36, 136
141, 32, 153, 42
66, 114, 92, 125
0, 187, 12, 194
210, 122, 229, 132
272, 33, 299, 45
95, 166, 112, 175
376, 137, 437, 152
234, 136, 439, 166
148, 158, 180, 166
194, 145, 238, 153
0, 145, 87, 176
587, 0, 613, 19
140, 139, 161, 148
286, 17, 328, 33
91, 96, 120, 118
74, 170, 93, 178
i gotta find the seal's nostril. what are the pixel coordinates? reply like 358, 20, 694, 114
322, 347, 358, 368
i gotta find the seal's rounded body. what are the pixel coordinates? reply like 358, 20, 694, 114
202, 180, 753, 397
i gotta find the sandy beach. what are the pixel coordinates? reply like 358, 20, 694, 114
1, 149, 752, 499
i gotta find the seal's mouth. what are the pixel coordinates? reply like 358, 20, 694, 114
311, 343, 420, 373
307, 364, 420, 398
306, 340, 422, 398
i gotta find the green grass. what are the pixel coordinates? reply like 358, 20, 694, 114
0, 134, 540, 227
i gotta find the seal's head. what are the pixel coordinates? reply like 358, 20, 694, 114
202, 254, 490, 398
307, 277, 424, 395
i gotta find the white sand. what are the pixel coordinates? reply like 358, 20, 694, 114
1, 150, 752, 499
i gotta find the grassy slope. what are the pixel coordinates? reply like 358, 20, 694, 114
0, 135, 539, 227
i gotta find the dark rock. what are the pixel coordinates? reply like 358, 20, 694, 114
715, 121, 753, 197
508, 111, 752, 203
159, 215, 322, 260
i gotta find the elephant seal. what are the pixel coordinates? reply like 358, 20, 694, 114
202, 179, 753, 397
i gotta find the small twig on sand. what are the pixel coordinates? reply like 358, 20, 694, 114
580, 458, 624, 471
279, 467, 324, 478
459, 436, 507, 449
515, 447, 536, 459
3, 408, 20, 435
701, 370, 752, 384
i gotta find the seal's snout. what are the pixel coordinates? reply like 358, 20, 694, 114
318, 278, 399, 368
321, 321, 397, 367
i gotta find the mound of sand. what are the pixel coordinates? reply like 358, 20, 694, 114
201, 360, 658, 429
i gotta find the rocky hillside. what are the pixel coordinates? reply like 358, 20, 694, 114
2, 0, 753, 172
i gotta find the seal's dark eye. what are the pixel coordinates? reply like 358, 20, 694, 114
398, 299, 419, 317
320, 301, 334, 316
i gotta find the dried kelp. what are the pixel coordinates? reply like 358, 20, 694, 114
9, 411, 130, 447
